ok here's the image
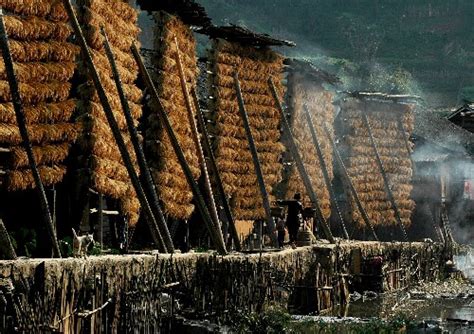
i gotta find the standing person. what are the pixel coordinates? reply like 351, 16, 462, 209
277, 193, 303, 245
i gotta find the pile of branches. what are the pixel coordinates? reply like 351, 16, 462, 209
285, 74, 335, 218
145, 12, 200, 220
75, 0, 142, 227
208, 39, 285, 220
342, 98, 415, 227
0, 0, 79, 191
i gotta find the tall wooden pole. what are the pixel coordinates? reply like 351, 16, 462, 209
191, 88, 241, 251
0, 9, 61, 257
322, 123, 379, 241
131, 44, 227, 255
173, 38, 226, 251
101, 28, 174, 253
303, 106, 349, 239
0, 219, 16, 260
361, 107, 408, 241
234, 73, 278, 248
268, 78, 335, 243
61, 0, 167, 252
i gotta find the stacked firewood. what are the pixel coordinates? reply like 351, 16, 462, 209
341, 97, 415, 227
208, 39, 285, 220
76, 0, 142, 227
284, 73, 335, 218
0, 0, 79, 191
145, 12, 200, 220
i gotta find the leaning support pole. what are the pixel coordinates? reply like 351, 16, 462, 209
268, 78, 335, 243
173, 38, 226, 251
322, 123, 379, 241
131, 44, 227, 255
234, 73, 277, 248
191, 88, 241, 251
62, 0, 167, 252
360, 107, 408, 241
101, 28, 174, 253
303, 105, 349, 239
0, 9, 61, 258
0, 219, 17, 259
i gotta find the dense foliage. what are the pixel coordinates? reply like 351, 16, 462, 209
197, 0, 474, 107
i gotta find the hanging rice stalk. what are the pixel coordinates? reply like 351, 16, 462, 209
145, 12, 200, 220
340, 97, 415, 227
284, 73, 335, 219
0, 1, 78, 190
75, 0, 142, 227
208, 39, 285, 220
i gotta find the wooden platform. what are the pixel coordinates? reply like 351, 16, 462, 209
0, 241, 455, 332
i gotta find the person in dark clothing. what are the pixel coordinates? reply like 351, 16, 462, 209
277, 193, 303, 244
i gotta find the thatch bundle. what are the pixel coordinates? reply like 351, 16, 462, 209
144, 12, 200, 220
284, 73, 335, 219
208, 39, 285, 220
0, 2, 78, 190
75, 0, 142, 227
340, 97, 415, 227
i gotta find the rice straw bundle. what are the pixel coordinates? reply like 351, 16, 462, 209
144, 12, 200, 220
283, 73, 335, 218
75, 0, 142, 227
10, 142, 71, 168
0, 5, 78, 190
0, 99, 76, 124
9, 40, 79, 62
208, 39, 285, 220
6, 165, 67, 191
4, 16, 72, 41
339, 97, 415, 227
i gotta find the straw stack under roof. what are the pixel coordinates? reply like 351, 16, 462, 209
208, 39, 285, 220
75, 0, 142, 227
340, 97, 415, 227
145, 12, 200, 220
284, 73, 335, 219
0, 0, 79, 191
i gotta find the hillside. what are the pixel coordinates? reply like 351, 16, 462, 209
196, 0, 474, 108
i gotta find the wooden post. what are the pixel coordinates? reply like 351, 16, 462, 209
0, 9, 61, 257
0, 219, 16, 259
101, 28, 174, 253
234, 73, 278, 247
131, 44, 227, 255
268, 77, 334, 243
61, 0, 167, 252
191, 88, 241, 251
303, 105, 349, 239
173, 38, 225, 251
98, 193, 104, 250
322, 123, 379, 241
360, 107, 408, 241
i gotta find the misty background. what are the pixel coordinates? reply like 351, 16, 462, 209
195, 0, 474, 110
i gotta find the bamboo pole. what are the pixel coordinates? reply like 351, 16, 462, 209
191, 88, 241, 251
0, 9, 61, 258
0, 219, 16, 259
268, 77, 334, 243
61, 0, 167, 252
234, 73, 277, 248
101, 28, 174, 253
360, 107, 408, 241
173, 38, 225, 251
131, 44, 227, 255
322, 123, 379, 241
303, 105, 349, 239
